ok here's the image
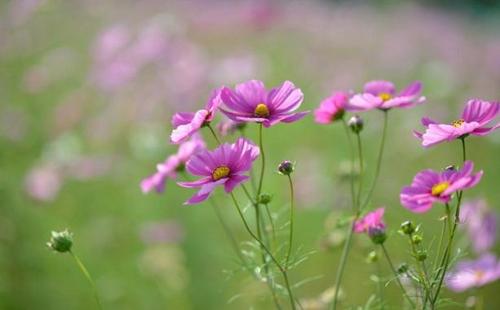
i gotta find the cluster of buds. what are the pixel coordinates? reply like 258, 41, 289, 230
47, 229, 73, 253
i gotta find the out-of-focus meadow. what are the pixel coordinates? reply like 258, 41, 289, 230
1, 0, 500, 309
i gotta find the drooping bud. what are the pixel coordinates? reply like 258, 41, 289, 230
47, 229, 73, 253
444, 165, 457, 172
278, 160, 295, 176
258, 193, 272, 204
366, 250, 379, 263
400, 221, 416, 235
368, 226, 386, 245
348, 115, 363, 134
397, 263, 409, 274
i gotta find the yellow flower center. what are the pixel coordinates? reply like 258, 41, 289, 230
431, 181, 450, 196
474, 270, 485, 281
212, 166, 230, 181
254, 103, 270, 117
451, 119, 465, 128
379, 93, 392, 102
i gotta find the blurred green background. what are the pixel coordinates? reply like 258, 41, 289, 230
1, 0, 500, 309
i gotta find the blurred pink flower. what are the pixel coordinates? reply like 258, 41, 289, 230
140, 220, 185, 245
446, 254, 500, 292
460, 200, 497, 254
24, 163, 62, 202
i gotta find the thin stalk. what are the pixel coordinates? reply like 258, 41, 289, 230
229, 193, 297, 310
264, 203, 277, 244
256, 123, 266, 197
341, 119, 356, 209
380, 244, 415, 308
206, 123, 222, 145
361, 110, 389, 210
208, 198, 249, 270
69, 251, 102, 310
433, 217, 447, 270
355, 133, 364, 208
408, 234, 431, 306
331, 119, 360, 310
376, 259, 385, 310
285, 175, 295, 268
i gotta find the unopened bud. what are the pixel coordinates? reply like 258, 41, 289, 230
400, 221, 416, 235
366, 250, 379, 263
278, 160, 295, 176
416, 250, 427, 262
412, 234, 423, 245
47, 229, 73, 253
444, 165, 456, 171
368, 226, 387, 245
397, 263, 409, 274
348, 115, 363, 134
258, 193, 272, 204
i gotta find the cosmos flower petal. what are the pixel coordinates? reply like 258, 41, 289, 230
224, 174, 249, 193
170, 109, 208, 144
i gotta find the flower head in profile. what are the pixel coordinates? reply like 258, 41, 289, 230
348, 80, 425, 112
170, 88, 222, 144
414, 99, 499, 147
460, 200, 497, 254
354, 208, 386, 233
178, 138, 259, 204
446, 254, 500, 292
141, 134, 205, 193
220, 80, 308, 127
314, 91, 349, 124
400, 161, 483, 213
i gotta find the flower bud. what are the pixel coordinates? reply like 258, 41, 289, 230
348, 115, 363, 134
411, 234, 423, 245
47, 229, 73, 253
258, 193, 272, 204
368, 226, 386, 245
397, 263, 409, 274
278, 160, 294, 176
416, 250, 427, 262
444, 165, 457, 171
400, 220, 416, 235
366, 250, 378, 263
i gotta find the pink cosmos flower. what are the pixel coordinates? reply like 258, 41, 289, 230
178, 138, 259, 204
348, 80, 425, 111
220, 80, 308, 127
314, 91, 349, 124
445, 254, 500, 292
354, 208, 386, 233
170, 88, 222, 144
414, 99, 500, 147
400, 161, 483, 213
141, 134, 205, 193
460, 200, 497, 254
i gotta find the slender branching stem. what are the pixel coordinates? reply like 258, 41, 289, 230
229, 193, 297, 310
206, 123, 222, 145
380, 244, 416, 308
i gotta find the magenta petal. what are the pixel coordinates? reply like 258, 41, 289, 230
177, 177, 212, 188
170, 109, 208, 144
267, 80, 304, 113
398, 81, 422, 96
347, 94, 382, 111
472, 123, 500, 136
224, 175, 249, 193
364, 80, 395, 96
172, 112, 195, 127
279, 111, 309, 123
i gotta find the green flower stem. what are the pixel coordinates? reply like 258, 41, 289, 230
331, 119, 360, 310
361, 110, 388, 210
355, 132, 364, 209
431, 138, 467, 307
285, 175, 295, 268
69, 251, 103, 310
380, 244, 416, 308
206, 123, 222, 145
408, 234, 431, 306
256, 123, 266, 198
229, 193, 297, 310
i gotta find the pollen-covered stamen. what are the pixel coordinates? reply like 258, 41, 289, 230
431, 181, 450, 196
254, 103, 270, 117
451, 119, 465, 128
378, 93, 392, 102
212, 166, 230, 181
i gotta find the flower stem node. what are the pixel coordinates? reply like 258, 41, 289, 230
368, 227, 387, 244
47, 229, 73, 253
400, 220, 416, 235
366, 250, 379, 263
411, 234, 423, 245
258, 193, 272, 204
278, 160, 295, 176
348, 115, 364, 134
